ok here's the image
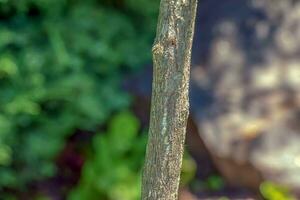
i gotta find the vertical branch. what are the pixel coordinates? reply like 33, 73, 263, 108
141, 0, 198, 199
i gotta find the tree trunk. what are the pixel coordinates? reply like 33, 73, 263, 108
141, 0, 198, 199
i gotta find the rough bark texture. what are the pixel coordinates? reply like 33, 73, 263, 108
141, 0, 198, 199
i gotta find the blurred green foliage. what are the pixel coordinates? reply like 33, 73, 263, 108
0, 0, 159, 195
192, 175, 225, 192
180, 152, 197, 186
260, 181, 296, 200
68, 111, 197, 200
205, 175, 225, 191
68, 111, 147, 200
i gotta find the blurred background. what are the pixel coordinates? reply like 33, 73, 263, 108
0, 0, 299, 199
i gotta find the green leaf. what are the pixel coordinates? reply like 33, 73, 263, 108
108, 111, 140, 153
0, 55, 18, 78
0, 144, 12, 166
260, 181, 296, 200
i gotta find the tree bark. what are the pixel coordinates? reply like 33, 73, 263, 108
141, 0, 198, 199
